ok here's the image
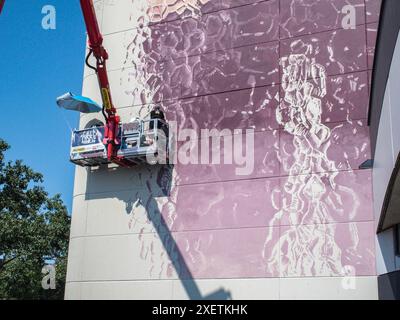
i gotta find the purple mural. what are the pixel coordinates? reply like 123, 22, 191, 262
109, 0, 381, 280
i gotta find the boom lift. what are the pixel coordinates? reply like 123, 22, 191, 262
73, 0, 169, 168
78, 0, 129, 167
0, 0, 168, 168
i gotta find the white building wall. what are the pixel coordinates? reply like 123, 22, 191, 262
65, 0, 380, 300
373, 31, 400, 275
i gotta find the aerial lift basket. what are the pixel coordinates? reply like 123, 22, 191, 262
70, 126, 110, 167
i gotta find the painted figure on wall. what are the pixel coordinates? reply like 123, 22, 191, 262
109, 0, 374, 279
264, 47, 364, 276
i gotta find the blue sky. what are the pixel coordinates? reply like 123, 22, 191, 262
0, 0, 87, 211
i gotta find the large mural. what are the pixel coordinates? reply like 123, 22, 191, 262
94, 0, 380, 280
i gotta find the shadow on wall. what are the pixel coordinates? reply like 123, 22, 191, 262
85, 164, 231, 300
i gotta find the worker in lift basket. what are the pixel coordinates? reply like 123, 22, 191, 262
150, 105, 165, 128
142, 106, 166, 145
151, 105, 168, 134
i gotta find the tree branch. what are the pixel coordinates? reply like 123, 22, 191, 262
0, 256, 18, 272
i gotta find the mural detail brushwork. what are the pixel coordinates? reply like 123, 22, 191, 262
265, 50, 372, 277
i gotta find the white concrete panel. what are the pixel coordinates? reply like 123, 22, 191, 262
70, 194, 88, 238
373, 83, 394, 222
64, 282, 81, 300
103, 28, 151, 72
72, 164, 173, 198
79, 104, 146, 130
81, 73, 102, 109
84, 189, 167, 236
78, 110, 102, 131
65, 237, 86, 283
172, 278, 280, 300
92, 0, 104, 31
102, 0, 148, 35
82, 166, 151, 194
72, 165, 88, 197
81, 1, 105, 78
82, 68, 150, 111
66, 276, 378, 300
280, 276, 378, 300
388, 33, 400, 162
372, 34, 400, 277
85, 192, 133, 236
71, 234, 178, 282
68, 280, 173, 300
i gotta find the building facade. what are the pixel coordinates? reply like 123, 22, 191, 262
368, 0, 400, 300
65, 0, 383, 299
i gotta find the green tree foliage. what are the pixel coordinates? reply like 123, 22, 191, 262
0, 139, 70, 299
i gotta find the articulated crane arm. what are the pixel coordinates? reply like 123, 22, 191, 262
80, 0, 127, 166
